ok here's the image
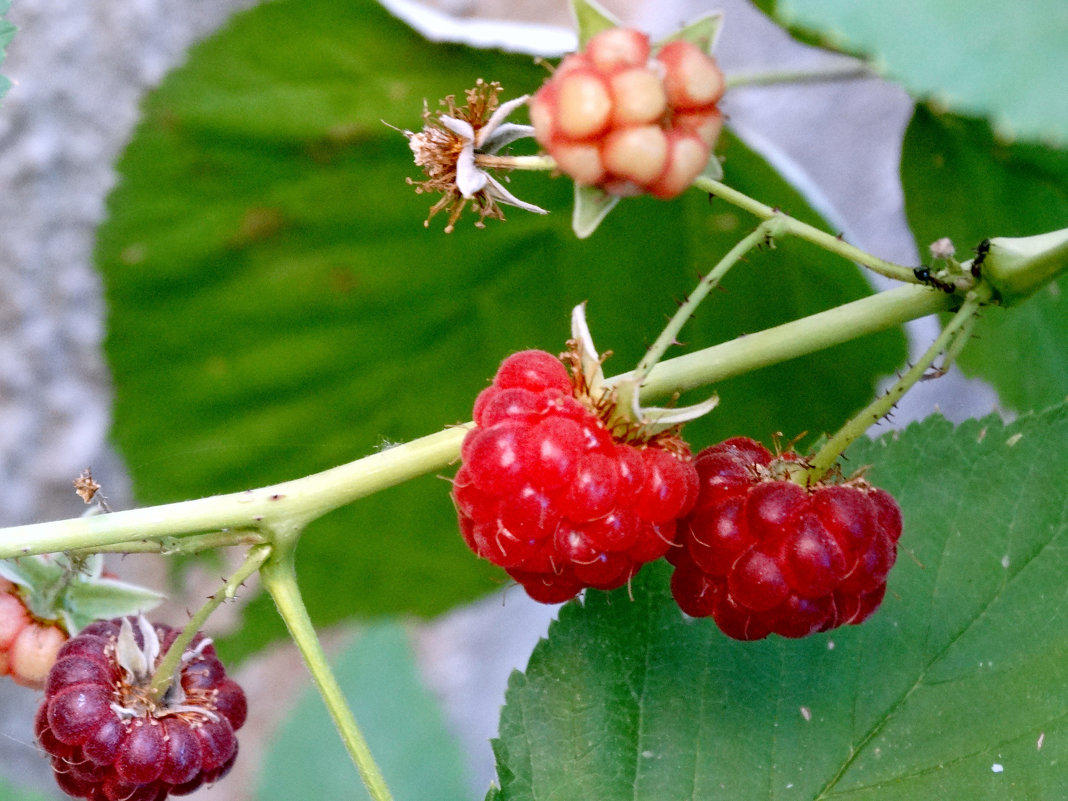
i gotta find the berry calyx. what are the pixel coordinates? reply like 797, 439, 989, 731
669, 437, 902, 640
454, 345, 699, 603
530, 27, 724, 199
37, 615, 246, 800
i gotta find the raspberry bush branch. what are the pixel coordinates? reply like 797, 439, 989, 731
0, 283, 965, 565
724, 62, 878, 89
804, 284, 991, 480
692, 176, 920, 284
145, 545, 270, 701
259, 546, 394, 801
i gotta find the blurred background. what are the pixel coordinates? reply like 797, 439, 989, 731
0, 0, 1005, 799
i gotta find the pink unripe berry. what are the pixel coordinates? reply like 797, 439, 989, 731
9, 623, 66, 689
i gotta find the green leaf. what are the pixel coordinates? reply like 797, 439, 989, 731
0, 0, 14, 101
96, 0, 903, 659
902, 104, 1068, 413
774, 0, 1068, 142
0, 777, 53, 801
61, 578, 164, 633
491, 403, 1068, 800
256, 621, 470, 801
571, 0, 620, 48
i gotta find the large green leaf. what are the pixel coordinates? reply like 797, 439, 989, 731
96, 0, 903, 657
257, 621, 470, 801
775, 0, 1068, 142
902, 104, 1068, 413
491, 403, 1068, 800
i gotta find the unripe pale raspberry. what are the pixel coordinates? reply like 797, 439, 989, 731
1, 580, 69, 689
531, 26, 724, 199
670, 437, 902, 639
37, 616, 246, 801
9, 622, 67, 689
454, 349, 699, 603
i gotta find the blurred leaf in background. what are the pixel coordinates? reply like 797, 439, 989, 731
257, 621, 470, 801
774, 0, 1068, 143
0, 0, 14, 100
491, 403, 1068, 801
902, 104, 1068, 414
95, 0, 903, 660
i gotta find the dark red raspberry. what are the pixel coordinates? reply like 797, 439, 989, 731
36, 616, 245, 800
669, 437, 902, 640
454, 349, 698, 603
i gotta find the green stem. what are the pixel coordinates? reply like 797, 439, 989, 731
725, 63, 876, 89
260, 547, 394, 801
805, 287, 989, 479
615, 283, 951, 399
147, 544, 271, 701
475, 154, 556, 171
693, 177, 918, 284
632, 220, 780, 385
0, 285, 953, 559
68, 529, 265, 557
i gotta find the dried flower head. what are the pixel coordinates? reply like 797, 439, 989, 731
405, 79, 546, 232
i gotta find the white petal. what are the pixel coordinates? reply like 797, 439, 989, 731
481, 123, 536, 154
439, 115, 475, 141
476, 94, 529, 147
455, 146, 489, 197
484, 173, 547, 214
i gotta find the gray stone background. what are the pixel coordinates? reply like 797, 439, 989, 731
0, 0, 998, 798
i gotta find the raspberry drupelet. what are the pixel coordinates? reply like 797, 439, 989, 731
37, 616, 246, 801
453, 347, 699, 603
669, 437, 902, 640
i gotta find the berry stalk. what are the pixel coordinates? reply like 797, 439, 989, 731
260, 548, 394, 801
804, 285, 991, 480
724, 63, 877, 89
146, 545, 271, 702
629, 218, 784, 388
693, 176, 919, 284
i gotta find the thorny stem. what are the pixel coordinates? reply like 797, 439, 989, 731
68, 529, 265, 557
693, 176, 919, 284
260, 547, 394, 801
805, 286, 991, 480
724, 62, 877, 89
630, 220, 782, 389
147, 544, 271, 702
0, 284, 953, 561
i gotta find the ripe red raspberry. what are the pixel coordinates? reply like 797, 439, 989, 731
0, 578, 68, 690
529, 27, 724, 199
453, 349, 698, 603
36, 615, 246, 801
668, 437, 902, 640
